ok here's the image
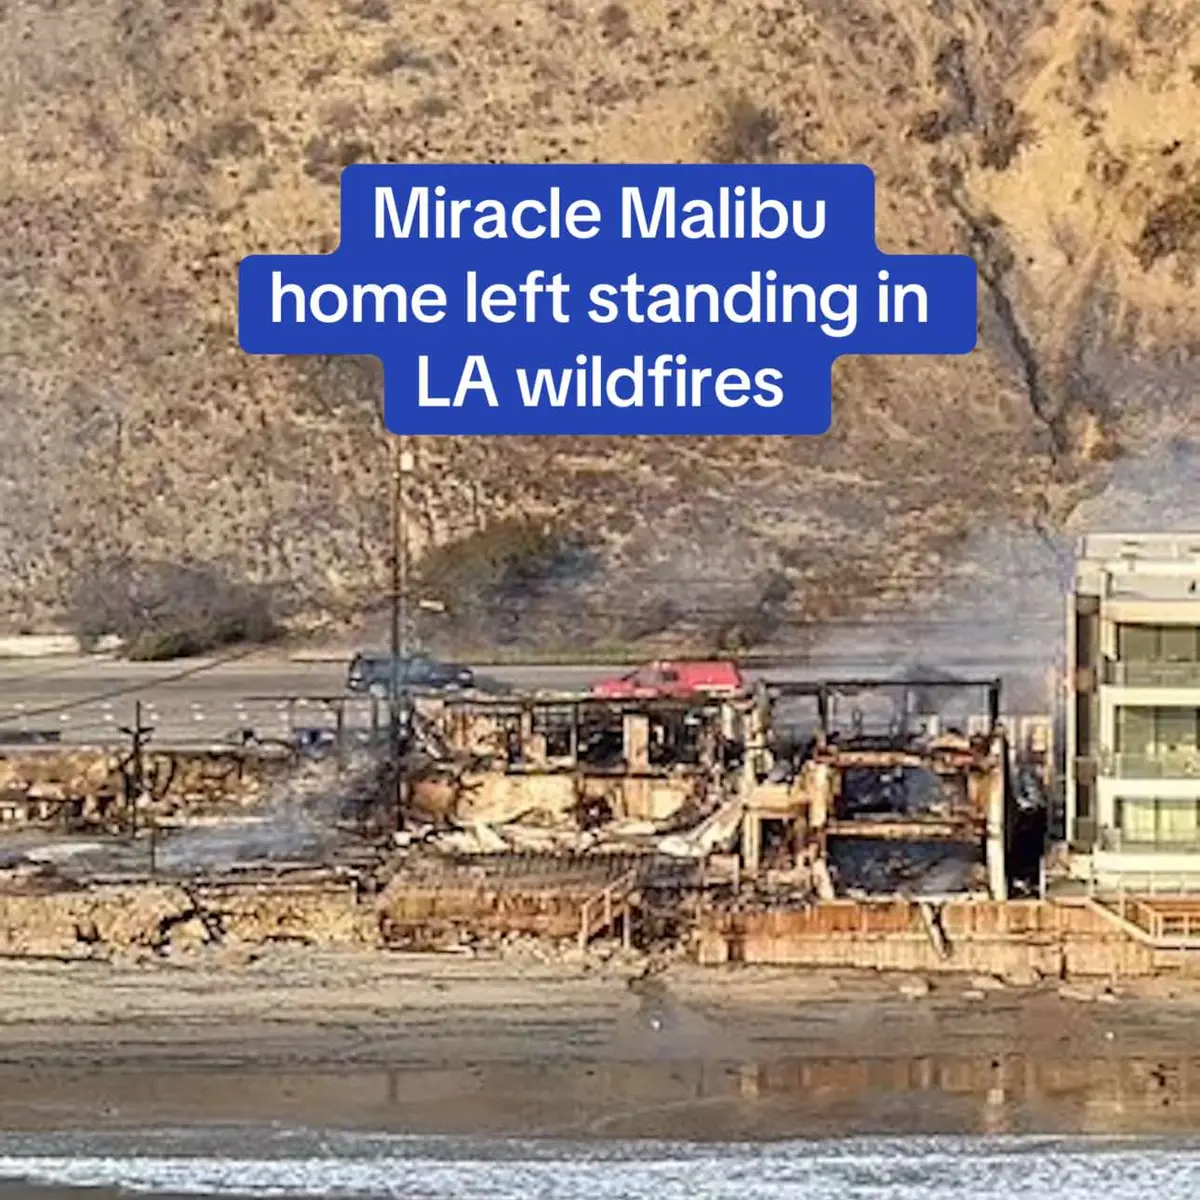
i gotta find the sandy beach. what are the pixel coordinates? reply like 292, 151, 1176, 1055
0, 947, 1197, 1146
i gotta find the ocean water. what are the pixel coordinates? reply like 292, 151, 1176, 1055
0, 1128, 1196, 1199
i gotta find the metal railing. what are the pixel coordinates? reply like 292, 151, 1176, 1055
1086, 847, 1200, 901
1105, 660, 1200, 688
1096, 824, 1200, 852
1102, 752, 1200, 779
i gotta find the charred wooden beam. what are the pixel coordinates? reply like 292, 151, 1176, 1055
824, 819, 983, 841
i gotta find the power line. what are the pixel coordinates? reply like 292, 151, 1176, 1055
357, 596, 1063, 622
399, 607, 1064, 625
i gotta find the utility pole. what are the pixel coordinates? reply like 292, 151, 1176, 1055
118, 700, 154, 847
388, 435, 415, 831
113, 413, 125, 561
389, 437, 402, 762
399, 438, 413, 735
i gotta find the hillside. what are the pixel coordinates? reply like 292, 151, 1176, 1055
2, 0, 1199, 655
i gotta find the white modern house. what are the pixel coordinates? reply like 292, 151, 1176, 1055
1066, 533, 1200, 887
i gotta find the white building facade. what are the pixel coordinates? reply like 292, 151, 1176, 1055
1066, 534, 1200, 886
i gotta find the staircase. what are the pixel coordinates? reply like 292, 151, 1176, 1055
1088, 893, 1200, 950
577, 867, 640, 952
917, 900, 952, 959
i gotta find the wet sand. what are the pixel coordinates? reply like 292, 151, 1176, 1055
0, 948, 1199, 1143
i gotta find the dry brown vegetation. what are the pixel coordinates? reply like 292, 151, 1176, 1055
2, 0, 1199, 650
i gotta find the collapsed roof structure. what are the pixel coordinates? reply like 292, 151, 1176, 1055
399, 676, 1048, 907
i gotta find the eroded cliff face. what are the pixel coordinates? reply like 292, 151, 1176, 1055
2, 0, 1198, 645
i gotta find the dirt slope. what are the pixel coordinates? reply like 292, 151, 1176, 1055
2, 0, 1198, 648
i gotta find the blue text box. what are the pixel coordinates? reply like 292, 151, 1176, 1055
238, 164, 978, 436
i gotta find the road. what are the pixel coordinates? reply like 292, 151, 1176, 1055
0, 638, 1058, 747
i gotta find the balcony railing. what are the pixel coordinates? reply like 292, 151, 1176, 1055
1104, 660, 1200, 687
1100, 752, 1200, 779
1096, 825, 1200, 854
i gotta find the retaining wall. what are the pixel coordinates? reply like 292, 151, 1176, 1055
0, 880, 372, 956
376, 880, 596, 940
692, 899, 1179, 978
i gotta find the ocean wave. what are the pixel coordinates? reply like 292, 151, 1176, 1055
0, 1130, 1196, 1198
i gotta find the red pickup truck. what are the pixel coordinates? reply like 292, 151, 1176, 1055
591, 659, 746, 700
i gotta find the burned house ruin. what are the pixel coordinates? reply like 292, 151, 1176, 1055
398, 677, 1044, 906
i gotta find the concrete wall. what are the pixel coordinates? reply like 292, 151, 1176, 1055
1082, 848, 1200, 885
0, 635, 121, 658
693, 899, 1175, 978
378, 882, 594, 940
0, 881, 372, 956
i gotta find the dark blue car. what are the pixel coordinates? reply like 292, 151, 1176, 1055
346, 651, 474, 697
